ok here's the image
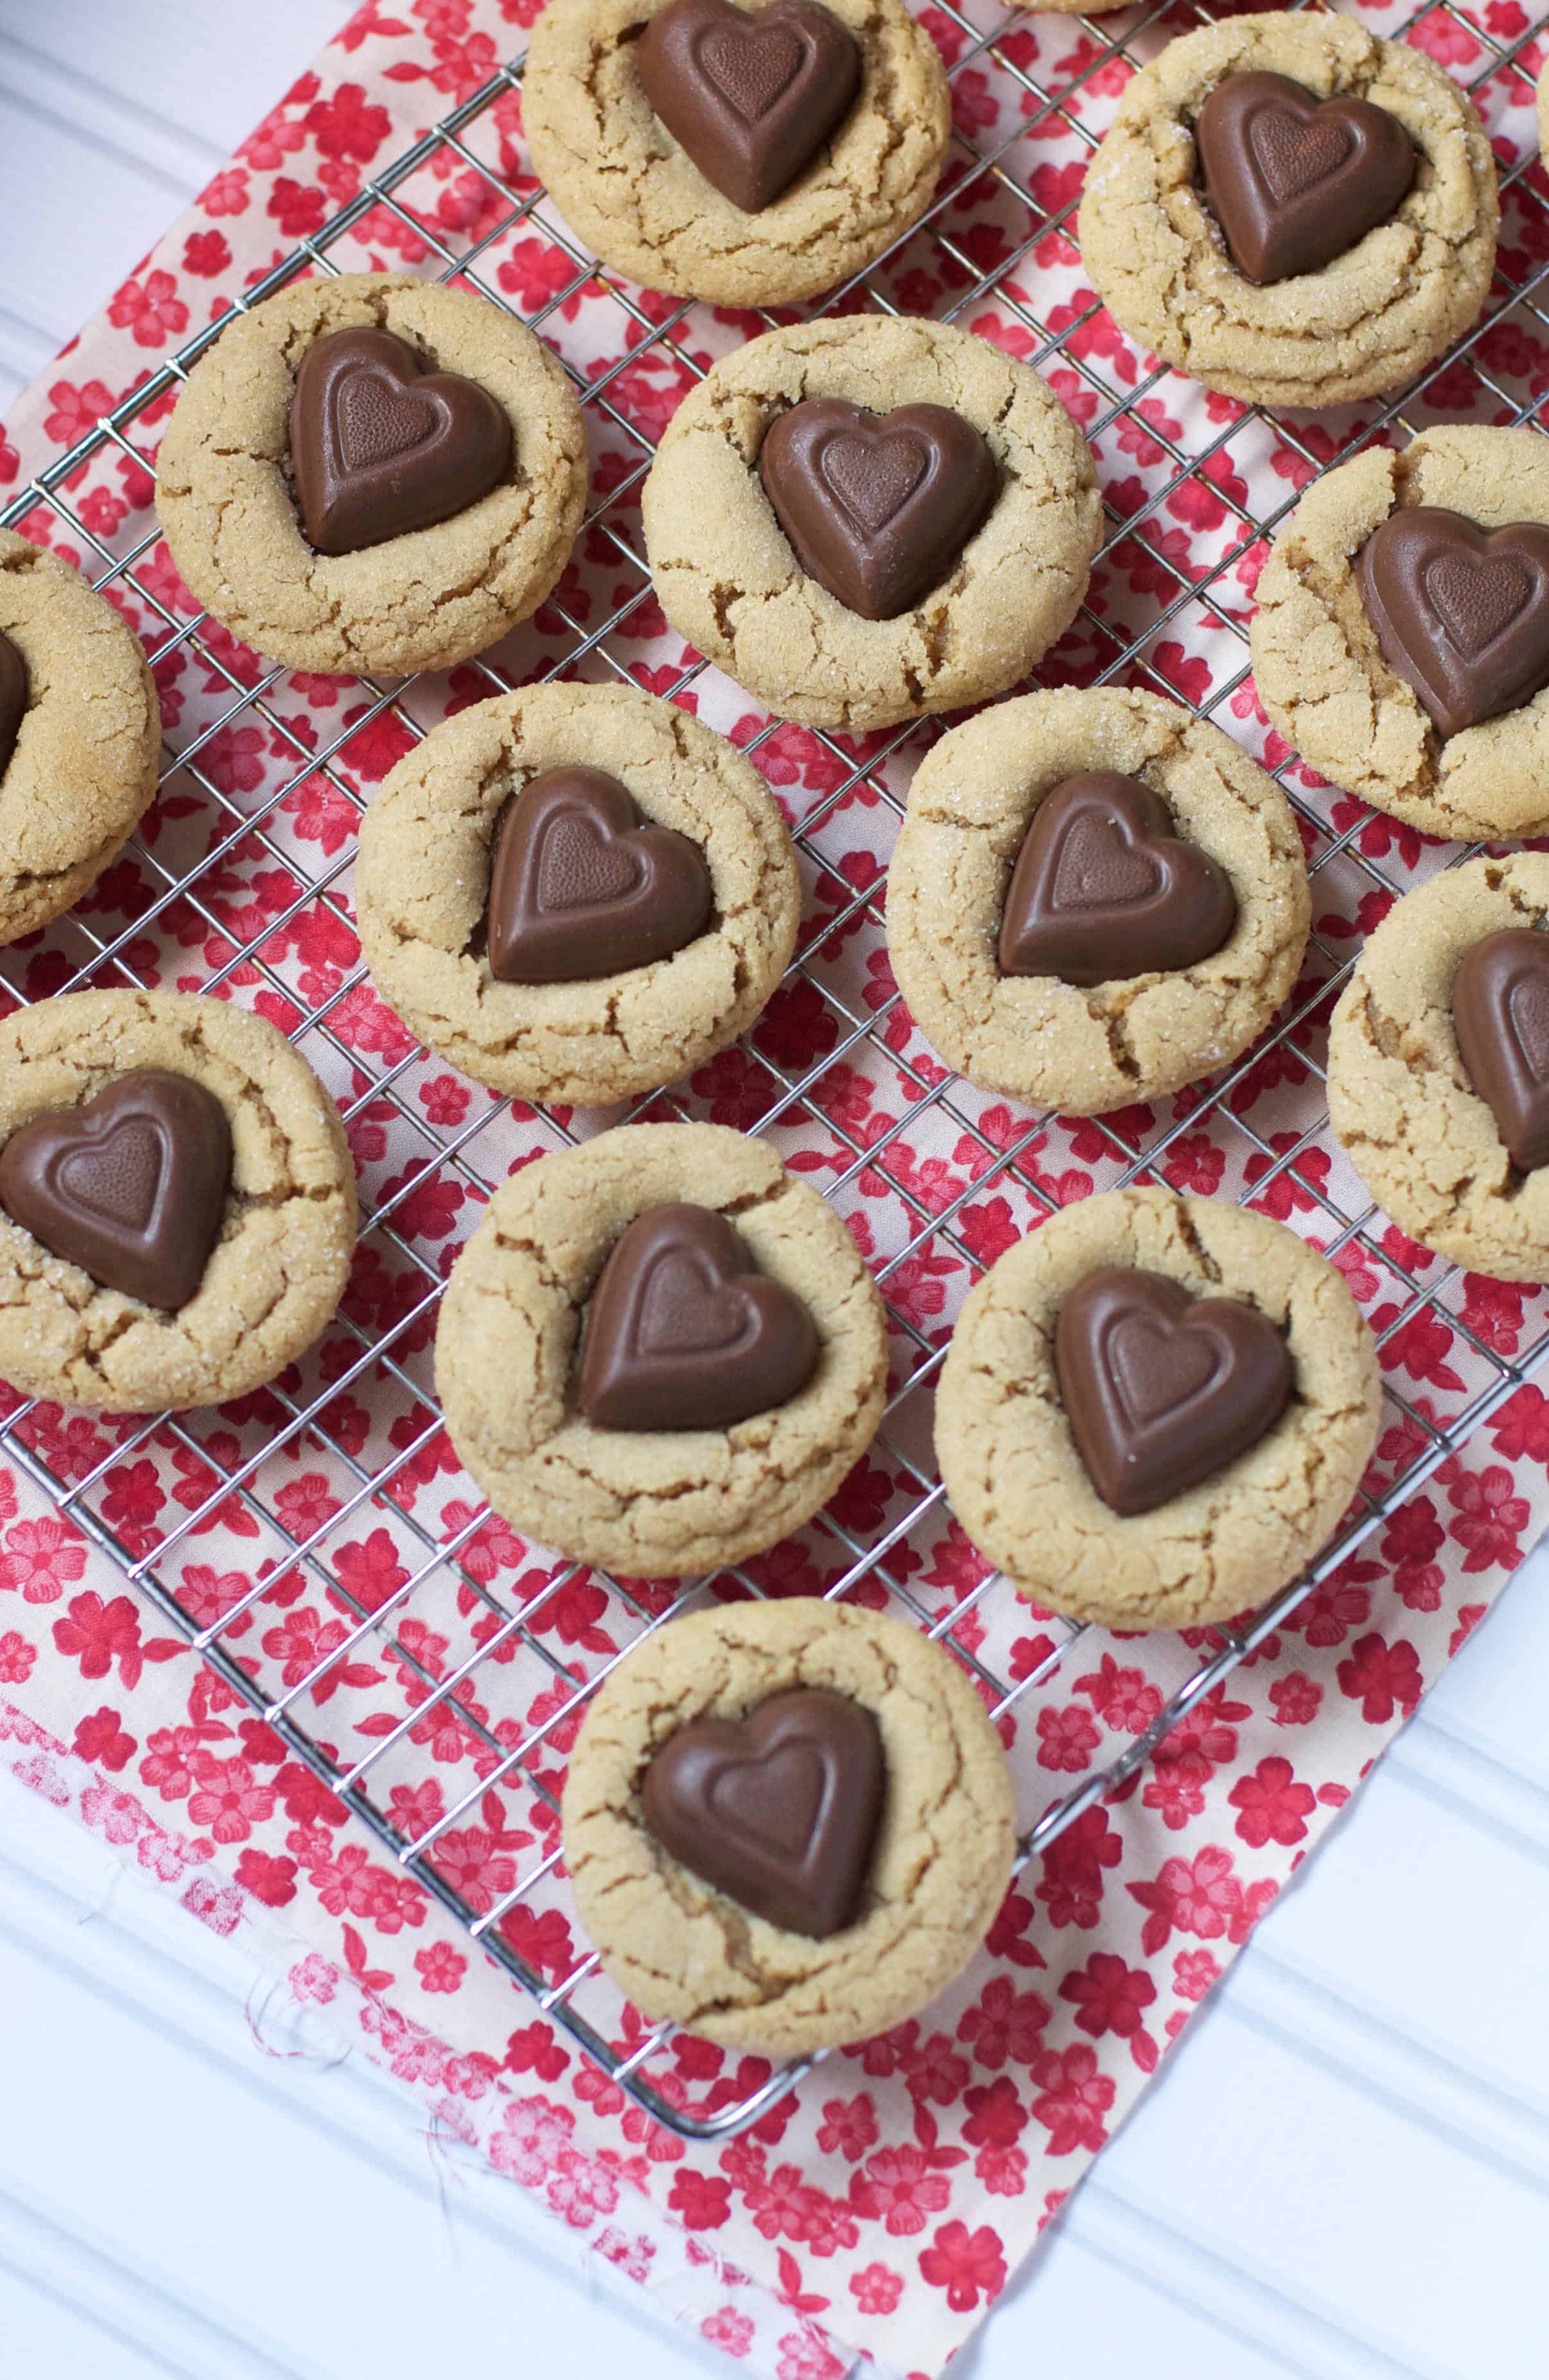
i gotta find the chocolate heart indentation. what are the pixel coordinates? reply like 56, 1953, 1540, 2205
0, 629, 28, 781
0, 1068, 233, 1310
1055, 1267, 1293, 1516
998, 772, 1238, 988
759, 397, 999, 620
289, 326, 512, 556
578, 1201, 819, 1432
636, 0, 860, 214
1195, 70, 1415, 284
1250, 110, 1352, 205
700, 21, 803, 116
1356, 507, 1549, 741
486, 767, 713, 984
639, 1687, 884, 1936
1452, 927, 1549, 1173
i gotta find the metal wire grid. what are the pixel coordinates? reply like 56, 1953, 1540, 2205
0, 0, 1545, 2141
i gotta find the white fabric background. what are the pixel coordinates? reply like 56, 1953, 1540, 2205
0, 6, 1541, 2376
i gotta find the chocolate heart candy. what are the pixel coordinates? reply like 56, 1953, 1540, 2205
998, 771, 1237, 988
1356, 507, 1549, 742
289, 326, 512, 556
486, 767, 713, 984
579, 1201, 819, 1432
1195, 70, 1415, 284
636, 0, 860, 214
0, 629, 28, 780
759, 397, 998, 620
1452, 928, 1549, 1174
640, 1687, 884, 1936
1056, 1266, 1293, 1518
0, 1068, 232, 1311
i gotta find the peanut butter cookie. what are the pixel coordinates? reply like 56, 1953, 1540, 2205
525, 0, 950, 307
0, 532, 159, 946
888, 688, 1309, 1115
641, 315, 1101, 733
1079, 12, 1496, 410
1327, 854, 1549, 1281
563, 1597, 1017, 2054
1252, 428, 1549, 840
935, 1188, 1381, 1631
437, 1122, 888, 1576
0, 991, 356, 1412
157, 274, 588, 677
356, 682, 798, 1106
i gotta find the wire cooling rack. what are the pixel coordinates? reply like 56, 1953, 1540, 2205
0, 0, 1546, 2141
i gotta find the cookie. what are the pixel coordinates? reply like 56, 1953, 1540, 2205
562, 1598, 1017, 2054
0, 991, 357, 1412
355, 682, 799, 1106
934, 1188, 1382, 1631
0, 532, 159, 946
1326, 853, 1549, 1281
1252, 428, 1549, 840
1078, 12, 1497, 410
436, 1122, 888, 1577
641, 315, 1101, 733
524, 0, 950, 308
888, 688, 1309, 1115
156, 274, 588, 677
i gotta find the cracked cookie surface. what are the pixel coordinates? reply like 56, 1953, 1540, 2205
356, 682, 799, 1105
156, 273, 588, 677
524, 0, 950, 308
888, 687, 1309, 1115
437, 1121, 888, 1576
563, 1597, 1017, 2054
1078, 12, 1497, 409
1252, 428, 1549, 840
1327, 855, 1549, 1280
0, 991, 357, 1412
641, 315, 1101, 733
0, 532, 160, 946
935, 1187, 1381, 1631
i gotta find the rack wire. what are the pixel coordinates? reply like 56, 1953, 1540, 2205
1, 0, 1546, 2142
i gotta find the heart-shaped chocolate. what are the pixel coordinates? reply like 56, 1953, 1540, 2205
640, 1687, 884, 1936
289, 326, 512, 556
579, 1201, 819, 1432
1452, 928, 1549, 1173
0, 1068, 232, 1310
635, 0, 860, 214
1195, 70, 1415, 284
998, 772, 1238, 987
1056, 1266, 1293, 1517
0, 629, 28, 780
759, 397, 998, 620
1356, 507, 1549, 742
486, 767, 713, 984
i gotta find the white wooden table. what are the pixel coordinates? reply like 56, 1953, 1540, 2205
0, 7, 1541, 2374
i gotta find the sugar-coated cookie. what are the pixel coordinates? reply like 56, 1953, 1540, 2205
437, 1122, 888, 1576
157, 274, 587, 677
0, 532, 159, 946
1328, 855, 1549, 1282
1252, 428, 1549, 840
563, 1598, 1017, 2054
1079, 12, 1496, 410
356, 682, 799, 1106
888, 688, 1309, 1115
642, 315, 1101, 732
936, 1188, 1381, 1631
525, 0, 950, 307
0, 991, 356, 1412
